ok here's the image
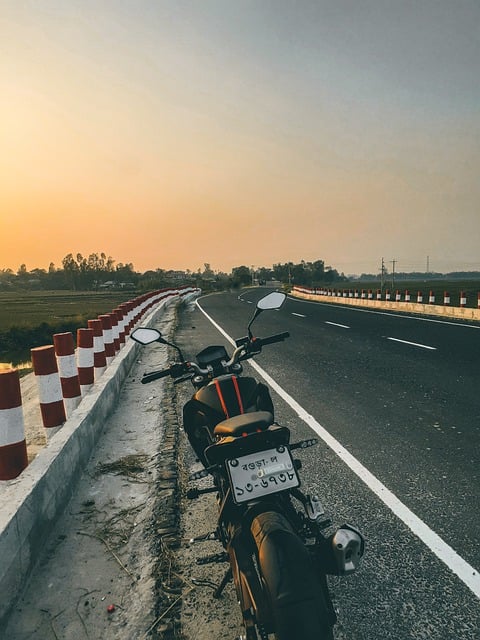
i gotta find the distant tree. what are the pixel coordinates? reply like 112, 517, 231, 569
203, 263, 215, 279
257, 266, 274, 283
231, 265, 252, 288
17, 264, 28, 280
115, 262, 137, 285
0, 268, 15, 290
62, 253, 80, 290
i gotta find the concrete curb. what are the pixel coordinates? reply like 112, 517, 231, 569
291, 290, 480, 322
0, 295, 187, 627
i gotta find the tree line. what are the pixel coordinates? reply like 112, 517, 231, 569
0, 254, 347, 292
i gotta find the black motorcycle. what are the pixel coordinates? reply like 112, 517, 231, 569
132, 291, 364, 640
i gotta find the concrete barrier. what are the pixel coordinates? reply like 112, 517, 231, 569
0, 288, 199, 628
291, 288, 480, 322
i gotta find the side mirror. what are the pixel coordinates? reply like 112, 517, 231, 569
131, 327, 164, 345
248, 291, 287, 338
256, 292, 286, 311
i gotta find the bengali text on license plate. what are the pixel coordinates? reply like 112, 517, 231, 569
227, 446, 299, 504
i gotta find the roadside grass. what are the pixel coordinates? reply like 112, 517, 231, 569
0, 290, 136, 367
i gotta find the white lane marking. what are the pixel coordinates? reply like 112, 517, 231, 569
288, 296, 480, 329
292, 313, 306, 318
387, 337, 437, 350
196, 298, 480, 600
325, 321, 350, 329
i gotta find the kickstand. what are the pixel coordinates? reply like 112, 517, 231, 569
214, 566, 233, 599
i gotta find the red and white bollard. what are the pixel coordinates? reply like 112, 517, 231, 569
368, 290, 373, 300
109, 312, 120, 354
87, 319, 107, 379
361, 290, 366, 299
460, 291, 466, 307
444, 291, 450, 305
405, 290, 411, 302
53, 333, 82, 417
429, 290, 435, 304
395, 290, 401, 302
98, 315, 115, 365
125, 302, 134, 335
417, 291, 423, 303
385, 289, 391, 301
478, 292, 480, 309
0, 369, 29, 480
376, 289, 381, 300
114, 308, 126, 345
31, 345, 66, 432
77, 328, 94, 394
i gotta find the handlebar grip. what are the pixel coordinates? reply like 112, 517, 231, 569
258, 331, 290, 347
141, 369, 172, 384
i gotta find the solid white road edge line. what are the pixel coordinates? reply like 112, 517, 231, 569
196, 298, 480, 600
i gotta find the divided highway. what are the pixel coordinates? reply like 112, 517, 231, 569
194, 289, 480, 639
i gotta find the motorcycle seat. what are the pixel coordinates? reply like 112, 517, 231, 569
213, 411, 274, 437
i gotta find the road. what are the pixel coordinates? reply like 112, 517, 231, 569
3, 290, 479, 639
186, 289, 480, 640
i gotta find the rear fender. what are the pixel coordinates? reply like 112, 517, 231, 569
251, 511, 336, 638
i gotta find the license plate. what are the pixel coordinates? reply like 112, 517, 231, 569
226, 446, 299, 504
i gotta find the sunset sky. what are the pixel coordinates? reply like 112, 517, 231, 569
1, 1, 479, 276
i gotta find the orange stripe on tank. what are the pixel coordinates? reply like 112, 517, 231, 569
231, 376, 244, 414
214, 379, 229, 417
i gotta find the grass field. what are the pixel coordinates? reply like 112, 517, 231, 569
0, 290, 136, 329
0, 290, 137, 367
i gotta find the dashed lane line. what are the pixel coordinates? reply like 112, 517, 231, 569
387, 337, 437, 350
325, 321, 350, 329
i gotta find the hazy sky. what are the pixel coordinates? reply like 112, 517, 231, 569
1, 1, 479, 275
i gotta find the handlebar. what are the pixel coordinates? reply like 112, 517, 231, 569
255, 331, 290, 347
140, 331, 290, 384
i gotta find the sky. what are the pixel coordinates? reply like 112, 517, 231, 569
1, 1, 479, 276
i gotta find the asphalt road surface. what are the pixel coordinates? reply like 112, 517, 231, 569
183, 288, 480, 640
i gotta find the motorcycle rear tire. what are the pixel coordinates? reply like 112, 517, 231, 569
251, 511, 334, 640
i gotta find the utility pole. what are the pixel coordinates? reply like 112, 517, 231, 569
390, 259, 396, 290
380, 257, 386, 293
426, 255, 430, 274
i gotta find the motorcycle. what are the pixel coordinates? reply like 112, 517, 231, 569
131, 291, 364, 640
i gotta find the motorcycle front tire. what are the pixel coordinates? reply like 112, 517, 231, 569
251, 511, 335, 640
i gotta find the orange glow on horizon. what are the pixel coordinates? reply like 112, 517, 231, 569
1, 3, 479, 276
